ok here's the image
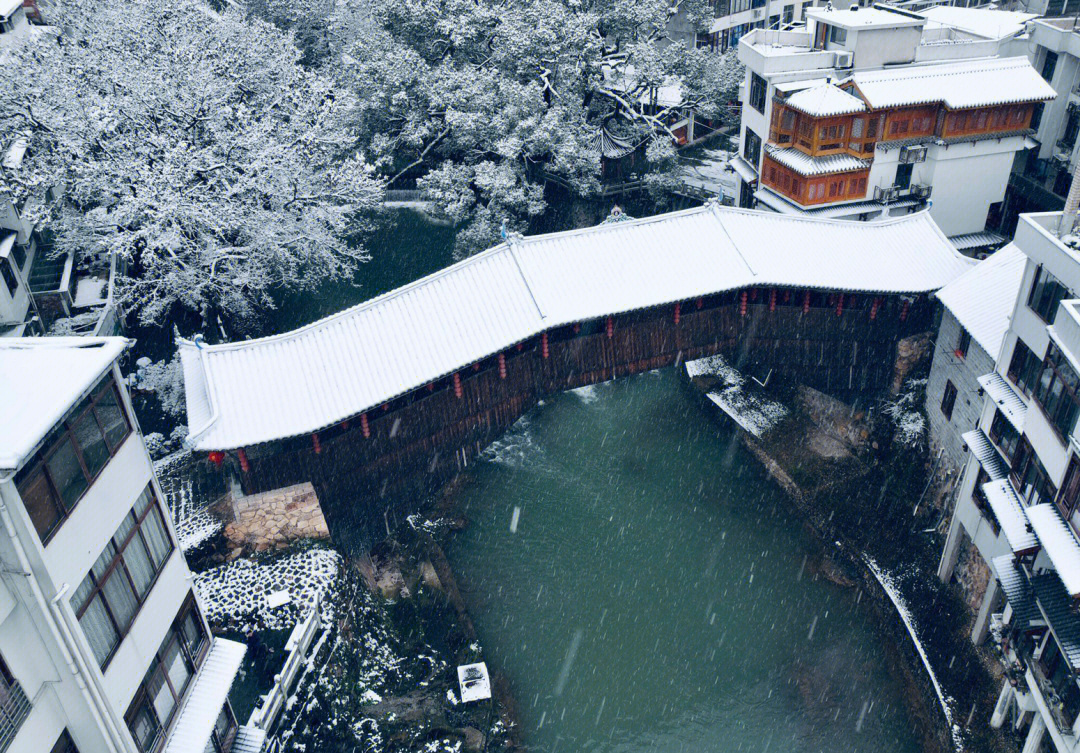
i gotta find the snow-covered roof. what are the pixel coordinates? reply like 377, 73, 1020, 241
0, 0, 20, 19
807, 6, 925, 29
847, 57, 1056, 110
963, 429, 1009, 481
764, 145, 870, 176
0, 232, 14, 261
163, 638, 246, 753
917, 6, 1036, 40
584, 128, 636, 160
948, 230, 1006, 252
978, 372, 1026, 432
934, 243, 1026, 357
774, 78, 830, 94
1030, 573, 1080, 670
0, 337, 131, 472
1026, 504, 1080, 597
991, 554, 1038, 627
180, 205, 972, 451
783, 83, 867, 117
982, 480, 1039, 555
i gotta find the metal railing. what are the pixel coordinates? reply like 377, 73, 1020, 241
0, 680, 31, 751
247, 595, 324, 734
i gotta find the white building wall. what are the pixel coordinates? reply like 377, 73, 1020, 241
920, 142, 1018, 237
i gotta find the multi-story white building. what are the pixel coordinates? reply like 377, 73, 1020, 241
1001, 17, 1080, 235
733, 4, 1054, 244
0, 194, 39, 337
0, 337, 256, 753
937, 210, 1080, 751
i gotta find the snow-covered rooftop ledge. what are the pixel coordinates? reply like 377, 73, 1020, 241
163, 637, 245, 753
180, 205, 972, 451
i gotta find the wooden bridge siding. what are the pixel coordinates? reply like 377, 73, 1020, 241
237, 294, 930, 544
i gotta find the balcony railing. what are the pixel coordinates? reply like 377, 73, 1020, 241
0, 679, 31, 751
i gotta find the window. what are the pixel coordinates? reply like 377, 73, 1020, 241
13, 378, 131, 542
50, 731, 80, 753
125, 598, 209, 753
1012, 436, 1058, 506
956, 329, 971, 360
205, 707, 238, 753
1028, 265, 1071, 323
743, 128, 762, 165
941, 380, 958, 420
73, 487, 174, 668
1042, 50, 1058, 83
1033, 342, 1080, 441
895, 162, 913, 190
1059, 456, 1080, 534
988, 410, 1020, 462
0, 259, 16, 299
0, 654, 29, 750
749, 72, 767, 114
1007, 339, 1043, 396
828, 24, 847, 44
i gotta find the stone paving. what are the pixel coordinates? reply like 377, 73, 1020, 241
223, 482, 330, 554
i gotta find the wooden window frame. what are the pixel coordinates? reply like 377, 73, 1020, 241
14, 377, 132, 543
1032, 342, 1080, 442
125, 595, 210, 753
941, 379, 958, 420
74, 488, 175, 670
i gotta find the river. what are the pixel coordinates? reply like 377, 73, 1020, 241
446, 371, 923, 753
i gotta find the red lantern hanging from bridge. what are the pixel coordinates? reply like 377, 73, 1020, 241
606, 316, 614, 338
360, 413, 370, 438
207, 451, 224, 467
900, 299, 910, 321
237, 448, 250, 473
803, 290, 811, 314
835, 293, 844, 318
769, 289, 776, 312
453, 372, 463, 398
542, 332, 550, 359
870, 297, 881, 320
740, 291, 748, 317
312, 433, 322, 454
673, 302, 681, 325
499, 353, 507, 379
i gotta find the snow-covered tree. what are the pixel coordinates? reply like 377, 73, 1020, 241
338, 0, 743, 256
0, 0, 384, 328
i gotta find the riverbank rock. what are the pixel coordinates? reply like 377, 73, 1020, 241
420, 560, 443, 591
818, 556, 856, 588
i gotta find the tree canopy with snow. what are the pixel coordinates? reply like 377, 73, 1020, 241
336, 0, 743, 255
0, 0, 384, 327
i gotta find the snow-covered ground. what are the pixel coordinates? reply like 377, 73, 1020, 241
155, 450, 224, 553
195, 546, 342, 631
686, 355, 788, 437
864, 556, 964, 752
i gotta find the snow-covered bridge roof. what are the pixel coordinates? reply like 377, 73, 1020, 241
179, 205, 972, 451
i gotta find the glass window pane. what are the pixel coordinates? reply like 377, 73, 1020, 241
163, 639, 192, 698
128, 702, 160, 753
134, 487, 152, 517
114, 513, 135, 548
73, 576, 95, 613
45, 438, 87, 511
72, 411, 109, 479
147, 669, 177, 728
18, 471, 61, 540
180, 610, 205, 659
94, 387, 129, 451
140, 508, 172, 568
78, 595, 119, 666
123, 537, 155, 598
101, 568, 138, 630
91, 542, 117, 581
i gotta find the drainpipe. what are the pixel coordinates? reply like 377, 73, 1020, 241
1058, 157, 1080, 237
0, 497, 128, 753
49, 585, 134, 753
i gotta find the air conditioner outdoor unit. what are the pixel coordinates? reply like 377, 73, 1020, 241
752, 7, 762, 17
874, 185, 898, 203
899, 145, 927, 164
909, 184, 932, 199
834, 50, 853, 68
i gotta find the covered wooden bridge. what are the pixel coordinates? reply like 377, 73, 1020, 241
179, 203, 973, 544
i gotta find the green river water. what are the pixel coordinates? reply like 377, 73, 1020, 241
446, 372, 924, 753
